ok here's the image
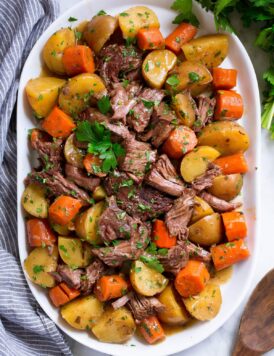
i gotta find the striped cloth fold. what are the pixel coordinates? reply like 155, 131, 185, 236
0, 1, 72, 355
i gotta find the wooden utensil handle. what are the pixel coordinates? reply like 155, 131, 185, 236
233, 336, 261, 356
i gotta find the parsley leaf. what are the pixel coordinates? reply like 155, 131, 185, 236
97, 95, 111, 114
171, 0, 199, 26
140, 255, 164, 273
141, 99, 155, 109
33, 265, 44, 273
68, 16, 78, 22
97, 10, 107, 16
188, 71, 200, 82
166, 74, 180, 86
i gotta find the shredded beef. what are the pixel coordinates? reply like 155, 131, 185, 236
97, 44, 142, 87
194, 95, 216, 132
127, 88, 165, 133
80, 259, 106, 295
112, 293, 132, 310
57, 265, 82, 289
128, 293, 165, 323
186, 241, 211, 263
78, 107, 110, 124
191, 163, 221, 192
199, 191, 242, 212
145, 154, 185, 197
158, 242, 189, 274
165, 188, 195, 238
25, 170, 90, 203
65, 164, 100, 192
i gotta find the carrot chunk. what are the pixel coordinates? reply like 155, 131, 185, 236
94, 275, 128, 302
83, 153, 105, 177
49, 283, 80, 307
139, 316, 165, 344
165, 22, 197, 54
152, 220, 176, 248
214, 153, 248, 175
137, 28, 165, 50
62, 45, 95, 76
42, 106, 75, 138
222, 212, 247, 242
214, 90, 244, 120
175, 260, 210, 298
162, 125, 197, 159
27, 218, 56, 247
213, 68, 237, 90
49, 195, 82, 226
211, 239, 250, 271
59, 282, 80, 300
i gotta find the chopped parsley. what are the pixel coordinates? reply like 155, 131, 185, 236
96, 10, 107, 16
188, 71, 200, 83
166, 74, 180, 86
68, 16, 78, 22
33, 265, 44, 274
97, 95, 111, 114
140, 255, 164, 273
141, 99, 155, 109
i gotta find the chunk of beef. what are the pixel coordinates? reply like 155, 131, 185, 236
145, 154, 185, 197
25, 170, 90, 203
199, 191, 242, 212
112, 293, 132, 310
110, 82, 141, 122
65, 164, 100, 192
191, 163, 221, 192
97, 44, 142, 87
157, 242, 189, 274
186, 241, 211, 263
98, 196, 133, 242
165, 188, 195, 238
127, 88, 165, 133
30, 129, 63, 172
78, 107, 110, 124
80, 259, 106, 295
57, 265, 82, 289
128, 293, 165, 323
194, 95, 216, 132
139, 103, 176, 147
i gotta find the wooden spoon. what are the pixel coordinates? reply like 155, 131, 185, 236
233, 269, 274, 356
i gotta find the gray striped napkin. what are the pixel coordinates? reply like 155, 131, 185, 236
0, 1, 72, 355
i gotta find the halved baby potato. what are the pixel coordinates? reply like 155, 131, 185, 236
208, 174, 243, 201
92, 185, 107, 201
24, 246, 58, 288
191, 196, 214, 224
130, 260, 168, 297
189, 213, 223, 246
61, 295, 104, 330
182, 34, 229, 68
58, 73, 107, 115
142, 50, 177, 89
180, 146, 221, 182
58, 236, 93, 268
84, 15, 118, 54
43, 28, 75, 75
197, 121, 250, 156
158, 284, 189, 325
75, 201, 105, 244
118, 6, 160, 39
22, 184, 48, 218
25, 77, 66, 118
64, 134, 84, 168
183, 283, 222, 321
165, 61, 212, 96
92, 306, 136, 343
172, 91, 196, 127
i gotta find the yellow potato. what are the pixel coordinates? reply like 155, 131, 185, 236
92, 306, 135, 343
58, 236, 93, 268
183, 283, 222, 321
50, 220, 71, 236
24, 246, 58, 288
75, 201, 105, 244
43, 28, 75, 74
22, 184, 48, 218
172, 91, 196, 127
84, 15, 118, 54
182, 34, 229, 68
142, 50, 177, 89
191, 196, 214, 224
208, 174, 243, 201
25, 77, 66, 118
189, 213, 223, 246
165, 61, 212, 96
197, 121, 250, 156
158, 284, 189, 325
180, 146, 221, 182
92, 186, 107, 201
61, 295, 104, 330
64, 134, 84, 168
118, 6, 160, 39
130, 260, 168, 297
58, 73, 107, 115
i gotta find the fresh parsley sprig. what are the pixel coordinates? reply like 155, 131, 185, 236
75, 121, 125, 173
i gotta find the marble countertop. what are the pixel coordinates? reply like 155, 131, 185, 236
57, 1, 274, 355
